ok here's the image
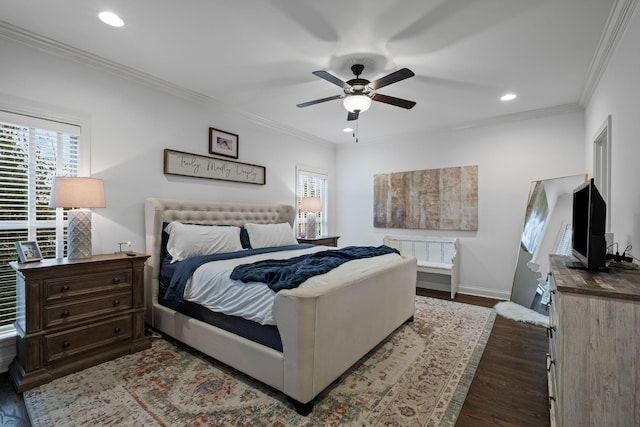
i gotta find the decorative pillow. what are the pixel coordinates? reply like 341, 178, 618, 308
164, 221, 243, 263
244, 222, 297, 249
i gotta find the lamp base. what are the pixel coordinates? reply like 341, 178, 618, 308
306, 213, 317, 238
68, 209, 92, 260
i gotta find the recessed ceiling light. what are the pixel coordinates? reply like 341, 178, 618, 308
343, 127, 353, 133
500, 93, 517, 101
99, 11, 124, 27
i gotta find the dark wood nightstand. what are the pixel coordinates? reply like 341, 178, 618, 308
297, 235, 340, 247
8, 253, 151, 392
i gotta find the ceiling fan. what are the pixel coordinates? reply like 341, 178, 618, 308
296, 64, 417, 121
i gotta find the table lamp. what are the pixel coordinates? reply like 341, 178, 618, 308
49, 177, 106, 259
301, 196, 321, 238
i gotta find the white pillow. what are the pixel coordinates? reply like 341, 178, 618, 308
244, 222, 297, 249
164, 222, 243, 263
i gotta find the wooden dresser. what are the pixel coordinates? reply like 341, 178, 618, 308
8, 253, 151, 392
547, 255, 640, 427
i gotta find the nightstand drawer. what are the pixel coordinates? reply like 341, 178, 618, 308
44, 291, 132, 328
45, 315, 132, 363
45, 269, 132, 302
297, 235, 340, 247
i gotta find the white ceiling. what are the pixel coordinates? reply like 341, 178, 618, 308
0, 0, 615, 144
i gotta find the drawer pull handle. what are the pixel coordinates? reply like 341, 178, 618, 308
62, 341, 70, 348
549, 395, 556, 409
546, 326, 556, 339
114, 327, 121, 334
61, 310, 70, 318
113, 299, 120, 306
112, 277, 121, 284
546, 354, 556, 372
61, 285, 70, 291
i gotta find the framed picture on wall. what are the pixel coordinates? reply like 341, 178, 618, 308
209, 127, 239, 159
15, 241, 43, 263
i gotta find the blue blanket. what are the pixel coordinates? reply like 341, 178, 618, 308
230, 245, 400, 291
164, 244, 312, 302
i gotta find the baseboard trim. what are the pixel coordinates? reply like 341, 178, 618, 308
417, 282, 511, 301
458, 285, 510, 301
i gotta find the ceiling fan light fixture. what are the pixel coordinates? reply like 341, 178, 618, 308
343, 94, 372, 113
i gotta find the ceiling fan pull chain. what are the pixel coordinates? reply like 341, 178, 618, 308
355, 118, 359, 143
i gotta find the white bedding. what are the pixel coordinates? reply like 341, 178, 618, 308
183, 245, 403, 325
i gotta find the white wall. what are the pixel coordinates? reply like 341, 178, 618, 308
336, 111, 585, 299
586, 5, 640, 258
6, 23, 627, 302
0, 37, 336, 255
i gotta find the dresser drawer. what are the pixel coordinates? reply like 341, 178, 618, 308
44, 291, 132, 328
45, 269, 132, 302
45, 315, 132, 363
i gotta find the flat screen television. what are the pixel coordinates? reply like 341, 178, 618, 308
571, 178, 607, 271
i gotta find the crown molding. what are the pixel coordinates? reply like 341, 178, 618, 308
0, 14, 612, 147
355, 103, 583, 146
0, 20, 211, 104
447, 103, 583, 132
579, 0, 639, 106
0, 20, 335, 146
233, 109, 336, 146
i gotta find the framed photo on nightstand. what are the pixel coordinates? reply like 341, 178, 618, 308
15, 241, 43, 263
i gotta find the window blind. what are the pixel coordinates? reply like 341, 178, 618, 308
296, 169, 328, 237
0, 112, 80, 331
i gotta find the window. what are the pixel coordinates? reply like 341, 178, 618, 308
0, 111, 81, 332
296, 167, 328, 237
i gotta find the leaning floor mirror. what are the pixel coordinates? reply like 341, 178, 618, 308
511, 174, 587, 313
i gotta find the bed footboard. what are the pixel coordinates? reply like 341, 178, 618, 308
274, 255, 417, 404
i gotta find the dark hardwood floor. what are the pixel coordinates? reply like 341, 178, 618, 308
416, 289, 551, 427
0, 289, 549, 426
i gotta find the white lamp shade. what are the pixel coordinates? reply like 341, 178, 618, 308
49, 177, 106, 208
49, 176, 105, 259
343, 95, 372, 113
301, 197, 321, 212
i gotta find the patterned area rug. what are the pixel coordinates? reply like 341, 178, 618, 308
24, 296, 495, 426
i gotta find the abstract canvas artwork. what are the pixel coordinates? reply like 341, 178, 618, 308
374, 165, 478, 230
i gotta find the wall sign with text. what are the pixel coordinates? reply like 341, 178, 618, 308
163, 149, 266, 185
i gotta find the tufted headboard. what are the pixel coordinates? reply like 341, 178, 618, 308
143, 197, 296, 322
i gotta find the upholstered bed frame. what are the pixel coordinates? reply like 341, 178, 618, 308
144, 197, 417, 413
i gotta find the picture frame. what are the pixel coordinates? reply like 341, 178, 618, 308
209, 127, 239, 159
164, 148, 266, 185
15, 241, 43, 263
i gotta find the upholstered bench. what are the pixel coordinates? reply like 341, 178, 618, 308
383, 235, 459, 298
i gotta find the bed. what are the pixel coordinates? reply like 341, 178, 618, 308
144, 198, 417, 414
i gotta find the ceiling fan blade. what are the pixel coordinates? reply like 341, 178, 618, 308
369, 68, 415, 90
347, 111, 359, 121
312, 70, 350, 89
296, 94, 343, 108
372, 93, 416, 109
